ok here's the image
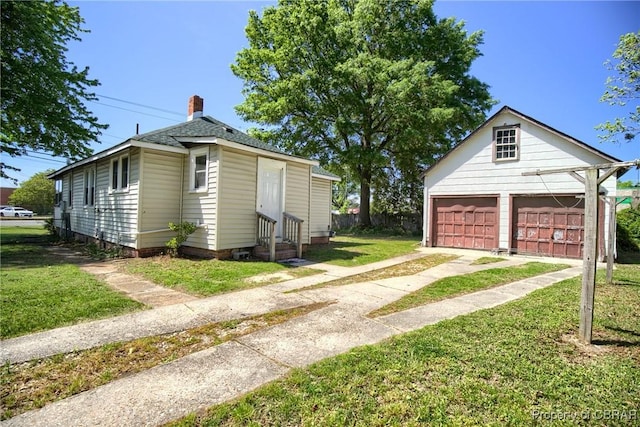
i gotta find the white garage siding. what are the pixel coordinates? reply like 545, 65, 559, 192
310, 177, 332, 238
423, 108, 617, 254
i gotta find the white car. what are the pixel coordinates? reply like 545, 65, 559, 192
0, 206, 34, 217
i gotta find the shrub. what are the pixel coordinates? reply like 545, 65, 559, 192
617, 207, 640, 251
165, 222, 197, 257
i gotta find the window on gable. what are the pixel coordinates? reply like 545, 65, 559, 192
190, 148, 208, 191
493, 125, 520, 161
110, 154, 130, 192
84, 168, 96, 206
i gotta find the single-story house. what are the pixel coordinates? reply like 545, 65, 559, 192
422, 106, 623, 259
49, 95, 339, 260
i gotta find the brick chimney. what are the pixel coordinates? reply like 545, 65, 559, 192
187, 95, 204, 121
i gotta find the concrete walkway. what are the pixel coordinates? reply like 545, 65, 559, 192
1, 249, 583, 426
46, 246, 198, 307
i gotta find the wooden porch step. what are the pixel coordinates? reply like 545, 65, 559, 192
253, 244, 298, 261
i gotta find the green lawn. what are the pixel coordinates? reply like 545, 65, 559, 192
121, 257, 320, 296
370, 262, 570, 317
303, 234, 420, 266
0, 227, 144, 339
171, 265, 640, 426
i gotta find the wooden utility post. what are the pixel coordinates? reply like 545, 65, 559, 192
579, 168, 598, 343
606, 196, 616, 285
523, 159, 639, 344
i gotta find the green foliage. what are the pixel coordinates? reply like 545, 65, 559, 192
165, 222, 198, 257
329, 165, 358, 213
44, 217, 58, 236
597, 31, 640, 142
7, 170, 56, 214
371, 162, 423, 214
0, 0, 107, 182
617, 180, 637, 189
232, 0, 495, 225
617, 207, 640, 251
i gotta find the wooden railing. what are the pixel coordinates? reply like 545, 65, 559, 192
283, 212, 304, 258
256, 211, 277, 262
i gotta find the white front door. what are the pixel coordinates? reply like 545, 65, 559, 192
257, 158, 286, 239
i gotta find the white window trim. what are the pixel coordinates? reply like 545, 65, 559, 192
189, 147, 209, 193
110, 154, 130, 193
493, 124, 520, 162
83, 167, 96, 207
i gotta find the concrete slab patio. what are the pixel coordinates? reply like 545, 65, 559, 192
1, 249, 584, 427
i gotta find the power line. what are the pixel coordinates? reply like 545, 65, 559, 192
96, 94, 184, 117
90, 101, 182, 123
26, 154, 67, 164
24, 150, 67, 163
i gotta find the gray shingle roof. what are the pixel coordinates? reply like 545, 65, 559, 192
133, 116, 290, 156
312, 165, 341, 180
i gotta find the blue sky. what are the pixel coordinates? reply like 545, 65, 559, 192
3, 0, 639, 186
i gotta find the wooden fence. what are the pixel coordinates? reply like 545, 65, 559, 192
332, 212, 422, 232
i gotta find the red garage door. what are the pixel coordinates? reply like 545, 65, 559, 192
433, 197, 498, 250
511, 196, 585, 258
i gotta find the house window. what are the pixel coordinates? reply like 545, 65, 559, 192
68, 173, 73, 208
121, 156, 129, 189
110, 154, 130, 191
55, 179, 63, 205
190, 147, 208, 191
111, 159, 119, 189
84, 168, 96, 206
493, 125, 520, 161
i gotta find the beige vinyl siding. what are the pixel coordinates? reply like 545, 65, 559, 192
310, 177, 331, 237
93, 148, 140, 247
181, 145, 219, 250
68, 163, 99, 238
218, 148, 258, 249
137, 149, 184, 249
67, 170, 85, 233
285, 163, 310, 243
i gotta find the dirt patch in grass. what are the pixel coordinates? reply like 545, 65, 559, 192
0, 302, 331, 420
470, 256, 506, 265
245, 272, 296, 284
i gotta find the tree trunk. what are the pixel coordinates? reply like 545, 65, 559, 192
359, 168, 372, 227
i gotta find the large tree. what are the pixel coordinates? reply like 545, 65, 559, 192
8, 170, 56, 215
1, 0, 107, 182
597, 31, 640, 143
233, 0, 494, 226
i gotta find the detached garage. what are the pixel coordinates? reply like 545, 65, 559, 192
423, 106, 622, 260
